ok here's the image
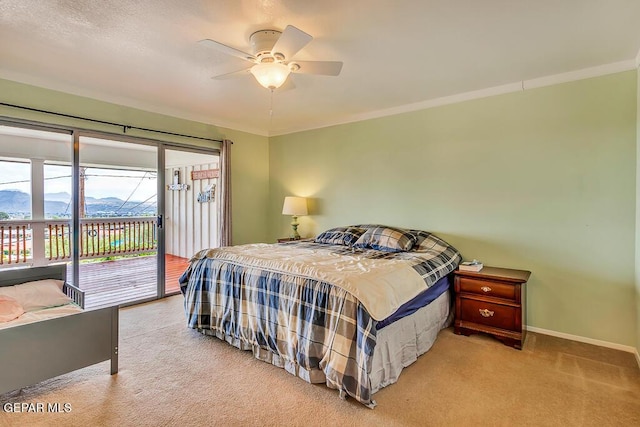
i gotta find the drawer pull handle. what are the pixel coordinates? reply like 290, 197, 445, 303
479, 308, 494, 317
480, 286, 492, 293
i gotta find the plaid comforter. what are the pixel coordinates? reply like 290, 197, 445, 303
180, 237, 460, 408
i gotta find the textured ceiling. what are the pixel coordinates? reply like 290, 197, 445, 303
0, 0, 639, 136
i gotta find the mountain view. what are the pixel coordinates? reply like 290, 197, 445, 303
0, 190, 156, 218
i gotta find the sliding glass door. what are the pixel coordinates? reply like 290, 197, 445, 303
78, 135, 158, 308
163, 148, 219, 295
76, 138, 220, 303
0, 121, 220, 307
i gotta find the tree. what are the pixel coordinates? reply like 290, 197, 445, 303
0, 212, 9, 220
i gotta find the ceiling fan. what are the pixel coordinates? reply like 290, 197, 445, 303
199, 25, 343, 90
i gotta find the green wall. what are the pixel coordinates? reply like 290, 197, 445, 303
270, 71, 638, 347
2, 71, 636, 348
0, 78, 270, 245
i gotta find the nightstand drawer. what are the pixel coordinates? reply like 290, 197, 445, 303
459, 298, 517, 331
457, 277, 516, 301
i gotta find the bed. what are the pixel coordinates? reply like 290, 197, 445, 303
180, 224, 461, 408
0, 264, 119, 395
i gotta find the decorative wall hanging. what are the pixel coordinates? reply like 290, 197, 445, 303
167, 170, 190, 191
197, 184, 216, 203
191, 169, 219, 180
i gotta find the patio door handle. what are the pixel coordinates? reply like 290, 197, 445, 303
157, 215, 163, 229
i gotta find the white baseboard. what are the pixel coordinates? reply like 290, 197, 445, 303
525, 325, 640, 369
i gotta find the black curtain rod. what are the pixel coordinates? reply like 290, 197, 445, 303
0, 102, 224, 143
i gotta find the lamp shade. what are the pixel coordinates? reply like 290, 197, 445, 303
250, 62, 291, 89
282, 196, 308, 216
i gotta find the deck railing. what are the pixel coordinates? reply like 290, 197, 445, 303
0, 217, 157, 267
0, 223, 29, 265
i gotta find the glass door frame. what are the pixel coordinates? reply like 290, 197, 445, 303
161, 144, 221, 297
75, 130, 161, 306
75, 132, 221, 302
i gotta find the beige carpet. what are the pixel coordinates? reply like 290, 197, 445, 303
1, 295, 639, 427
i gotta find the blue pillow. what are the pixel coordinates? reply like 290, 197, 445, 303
353, 226, 417, 252
315, 226, 365, 246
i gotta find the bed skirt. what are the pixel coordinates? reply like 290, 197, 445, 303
370, 289, 452, 393
196, 289, 452, 404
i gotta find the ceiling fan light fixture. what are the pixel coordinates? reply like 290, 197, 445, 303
250, 62, 290, 90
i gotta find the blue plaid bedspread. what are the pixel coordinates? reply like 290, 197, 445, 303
180, 238, 460, 407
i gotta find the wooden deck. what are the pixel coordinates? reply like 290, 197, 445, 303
164, 254, 189, 294
67, 254, 189, 309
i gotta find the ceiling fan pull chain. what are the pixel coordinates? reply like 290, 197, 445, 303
269, 88, 274, 125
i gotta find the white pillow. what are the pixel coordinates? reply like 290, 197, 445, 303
0, 279, 72, 312
0, 295, 24, 322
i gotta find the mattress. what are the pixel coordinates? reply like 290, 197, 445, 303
377, 274, 451, 330
0, 303, 82, 330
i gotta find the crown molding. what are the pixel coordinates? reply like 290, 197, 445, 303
269, 82, 521, 137
2, 58, 636, 140
0, 70, 270, 138
270, 60, 637, 137
522, 60, 635, 89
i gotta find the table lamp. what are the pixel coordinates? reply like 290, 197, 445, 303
282, 196, 308, 239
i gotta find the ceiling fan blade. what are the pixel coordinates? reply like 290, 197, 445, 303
290, 61, 343, 76
271, 25, 312, 59
213, 67, 252, 80
199, 39, 256, 62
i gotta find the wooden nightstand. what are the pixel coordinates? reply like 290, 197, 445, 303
454, 266, 531, 349
277, 237, 298, 243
